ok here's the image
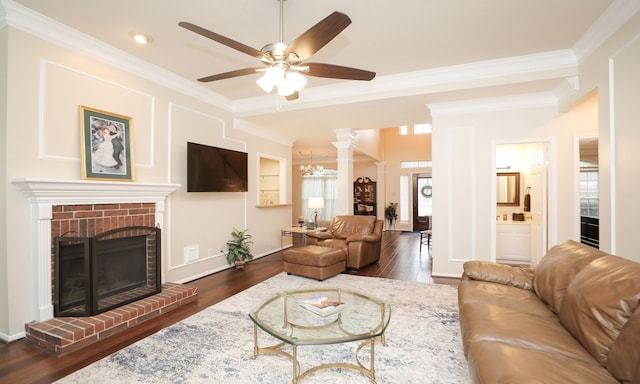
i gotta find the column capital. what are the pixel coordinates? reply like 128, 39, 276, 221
333, 128, 357, 142
332, 140, 357, 151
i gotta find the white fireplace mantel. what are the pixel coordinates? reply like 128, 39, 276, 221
11, 178, 180, 322
12, 178, 180, 204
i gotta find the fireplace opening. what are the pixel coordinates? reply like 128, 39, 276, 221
54, 226, 161, 317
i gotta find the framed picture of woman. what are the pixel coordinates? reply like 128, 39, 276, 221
80, 106, 135, 181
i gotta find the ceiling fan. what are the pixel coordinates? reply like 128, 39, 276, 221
179, 0, 375, 101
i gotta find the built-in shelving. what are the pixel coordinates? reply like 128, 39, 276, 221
257, 154, 287, 206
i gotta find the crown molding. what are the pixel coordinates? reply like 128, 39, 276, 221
234, 50, 577, 118
428, 92, 558, 117
573, 0, 640, 63
2, 0, 636, 121
1, 0, 232, 110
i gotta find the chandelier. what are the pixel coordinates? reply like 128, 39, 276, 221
300, 151, 324, 176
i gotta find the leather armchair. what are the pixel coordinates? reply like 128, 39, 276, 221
306, 215, 383, 269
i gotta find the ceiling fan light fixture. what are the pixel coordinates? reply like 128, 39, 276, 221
277, 79, 295, 96
256, 75, 274, 93
180, 4, 375, 100
286, 71, 307, 91
256, 66, 285, 93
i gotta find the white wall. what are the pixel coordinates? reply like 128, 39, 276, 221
0, 26, 9, 340
429, 94, 600, 277
0, 27, 292, 340
429, 10, 640, 278
607, 25, 640, 258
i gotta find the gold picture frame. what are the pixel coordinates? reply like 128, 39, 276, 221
80, 106, 135, 181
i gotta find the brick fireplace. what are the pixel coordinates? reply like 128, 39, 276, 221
51, 205, 161, 317
12, 179, 198, 355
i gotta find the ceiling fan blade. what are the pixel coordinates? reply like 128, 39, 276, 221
179, 22, 264, 58
197, 68, 260, 82
285, 12, 351, 61
285, 91, 299, 101
305, 63, 376, 81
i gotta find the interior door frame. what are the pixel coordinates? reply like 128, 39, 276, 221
412, 173, 432, 231
574, 135, 599, 247
493, 139, 555, 265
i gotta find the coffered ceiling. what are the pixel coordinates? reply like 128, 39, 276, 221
4, 0, 629, 160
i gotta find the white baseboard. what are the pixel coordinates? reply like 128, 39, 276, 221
0, 330, 25, 343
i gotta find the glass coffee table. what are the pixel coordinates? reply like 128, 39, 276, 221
249, 288, 391, 384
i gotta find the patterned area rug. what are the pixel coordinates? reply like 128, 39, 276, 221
56, 273, 470, 384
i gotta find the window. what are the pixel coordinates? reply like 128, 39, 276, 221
400, 160, 432, 168
400, 124, 431, 135
413, 124, 432, 134
400, 175, 408, 222
580, 170, 598, 218
417, 177, 433, 217
301, 170, 338, 222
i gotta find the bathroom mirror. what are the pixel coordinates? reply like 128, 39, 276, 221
497, 172, 520, 206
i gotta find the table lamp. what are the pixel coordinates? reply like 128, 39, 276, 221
308, 197, 325, 229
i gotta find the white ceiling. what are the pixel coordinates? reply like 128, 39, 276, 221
5, 0, 624, 160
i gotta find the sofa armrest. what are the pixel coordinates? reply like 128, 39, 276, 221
306, 231, 333, 240
345, 232, 380, 244
463, 261, 535, 291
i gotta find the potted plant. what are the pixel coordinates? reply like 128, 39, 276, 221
385, 202, 398, 229
225, 228, 253, 270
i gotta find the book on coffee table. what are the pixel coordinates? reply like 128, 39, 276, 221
299, 295, 344, 317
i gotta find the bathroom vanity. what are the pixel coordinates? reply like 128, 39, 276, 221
496, 221, 531, 265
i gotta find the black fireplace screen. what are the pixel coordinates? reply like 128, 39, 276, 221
54, 226, 161, 317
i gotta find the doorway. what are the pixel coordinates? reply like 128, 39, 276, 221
495, 142, 551, 266
413, 173, 432, 231
578, 137, 599, 248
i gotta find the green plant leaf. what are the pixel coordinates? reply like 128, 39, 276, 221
225, 227, 254, 265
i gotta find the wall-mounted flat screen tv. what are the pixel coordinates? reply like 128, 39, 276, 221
187, 142, 248, 192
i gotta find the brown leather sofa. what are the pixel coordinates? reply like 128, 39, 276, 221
458, 240, 640, 383
306, 215, 383, 270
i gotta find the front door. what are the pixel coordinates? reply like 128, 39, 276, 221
413, 173, 432, 231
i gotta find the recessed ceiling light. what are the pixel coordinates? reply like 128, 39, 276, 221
131, 33, 152, 45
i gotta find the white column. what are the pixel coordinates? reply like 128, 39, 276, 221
155, 200, 166, 284
333, 129, 357, 215
34, 202, 54, 321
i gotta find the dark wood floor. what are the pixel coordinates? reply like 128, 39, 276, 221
0, 231, 457, 383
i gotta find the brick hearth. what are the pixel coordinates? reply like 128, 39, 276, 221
25, 282, 197, 356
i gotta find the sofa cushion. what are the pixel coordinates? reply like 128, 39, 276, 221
466, 341, 620, 384
282, 245, 346, 267
459, 279, 554, 318
328, 215, 375, 239
460, 300, 596, 364
533, 240, 608, 314
608, 304, 640, 384
559, 255, 640, 382
463, 261, 534, 290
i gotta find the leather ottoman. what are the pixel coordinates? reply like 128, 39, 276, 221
283, 245, 346, 280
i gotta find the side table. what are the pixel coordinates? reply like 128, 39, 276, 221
281, 226, 309, 253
